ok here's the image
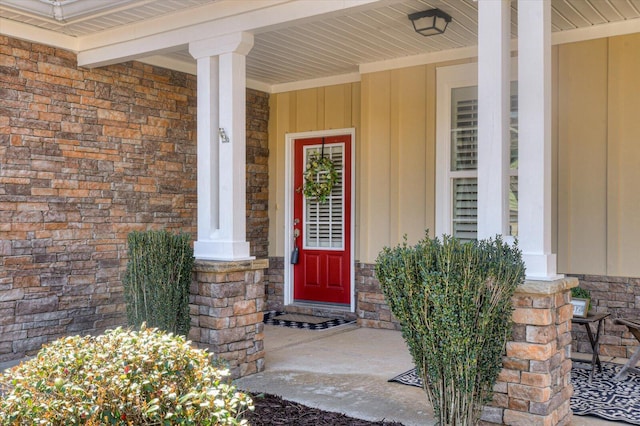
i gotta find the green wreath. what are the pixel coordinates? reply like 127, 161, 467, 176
302, 153, 339, 203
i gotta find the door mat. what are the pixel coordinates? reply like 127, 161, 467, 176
390, 362, 640, 425
571, 361, 640, 425
263, 310, 355, 330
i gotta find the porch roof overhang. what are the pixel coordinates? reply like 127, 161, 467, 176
1, 0, 640, 93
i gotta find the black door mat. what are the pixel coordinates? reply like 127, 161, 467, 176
263, 310, 355, 330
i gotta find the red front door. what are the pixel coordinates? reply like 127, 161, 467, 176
293, 135, 351, 305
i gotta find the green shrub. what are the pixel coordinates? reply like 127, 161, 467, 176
124, 230, 194, 336
375, 234, 525, 426
0, 326, 253, 425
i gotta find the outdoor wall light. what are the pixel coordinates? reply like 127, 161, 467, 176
408, 8, 452, 37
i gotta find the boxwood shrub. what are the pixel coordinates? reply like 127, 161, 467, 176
375, 234, 525, 426
124, 230, 194, 337
0, 326, 253, 425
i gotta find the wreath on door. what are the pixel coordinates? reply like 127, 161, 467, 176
302, 152, 338, 204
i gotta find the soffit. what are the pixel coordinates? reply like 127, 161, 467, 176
1, 0, 639, 86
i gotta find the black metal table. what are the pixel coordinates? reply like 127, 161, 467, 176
572, 312, 610, 383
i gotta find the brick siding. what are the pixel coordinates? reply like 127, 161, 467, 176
0, 35, 269, 363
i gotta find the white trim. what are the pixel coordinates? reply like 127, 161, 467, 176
284, 128, 356, 312
435, 63, 476, 237
435, 60, 517, 239
552, 18, 640, 46
189, 33, 254, 59
77, 0, 381, 68
301, 142, 346, 252
0, 17, 78, 52
360, 45, 479, 75
270, 72, 361, 94
139, 55, 197, 75
246, 78, 273, 93
78, 0, 288, 50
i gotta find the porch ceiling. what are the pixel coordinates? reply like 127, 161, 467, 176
1, 0, 640, 88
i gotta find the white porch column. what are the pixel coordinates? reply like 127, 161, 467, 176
189, 32, 254, 261
477, 0, 511, 240
517, 0, 560, 279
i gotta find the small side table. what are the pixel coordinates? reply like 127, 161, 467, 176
571, 312, 610, 383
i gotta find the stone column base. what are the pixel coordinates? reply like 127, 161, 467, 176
482, 276, 578, 426
189, 258, 268, 379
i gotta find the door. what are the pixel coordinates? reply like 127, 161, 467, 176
293, 135, 351, 305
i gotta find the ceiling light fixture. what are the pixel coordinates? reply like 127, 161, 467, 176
408, 8, 452, 37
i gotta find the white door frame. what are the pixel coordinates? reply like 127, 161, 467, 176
284, 128, 356, 312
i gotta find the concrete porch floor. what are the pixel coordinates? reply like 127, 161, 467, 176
234, 324, 626, 426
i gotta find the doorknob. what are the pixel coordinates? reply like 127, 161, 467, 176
293, 218, 300, 238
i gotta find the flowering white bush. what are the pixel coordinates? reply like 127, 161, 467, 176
0, 325, 253, 425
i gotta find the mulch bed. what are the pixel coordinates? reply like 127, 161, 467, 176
244, 393, 405, 426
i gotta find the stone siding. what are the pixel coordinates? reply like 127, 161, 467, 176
0, 35, 269, 363
570, 274, 640, 358
481, 279, 576, 426
265, 256, 285, 311
189, 259, 268, 379
355, 263, 401, 330
246, 90, 269, 259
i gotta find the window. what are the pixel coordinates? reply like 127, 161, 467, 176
303, 143, 344, 249
436, 63, 518, 242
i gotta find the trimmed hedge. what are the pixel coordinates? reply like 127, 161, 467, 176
375, 234, 525, 426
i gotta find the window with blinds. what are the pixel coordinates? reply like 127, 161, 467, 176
304, 144, 344, 250
509, 92, 518, 237
449, 84, 518, 242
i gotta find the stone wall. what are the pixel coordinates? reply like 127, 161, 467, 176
246, 90, 269, 259
482, 278, 576, 426
570, 274, 640, 358
265, 257, 285, 311
0, 35, 269, 363
189, 259, 268, 379
355, 262, 401, 330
